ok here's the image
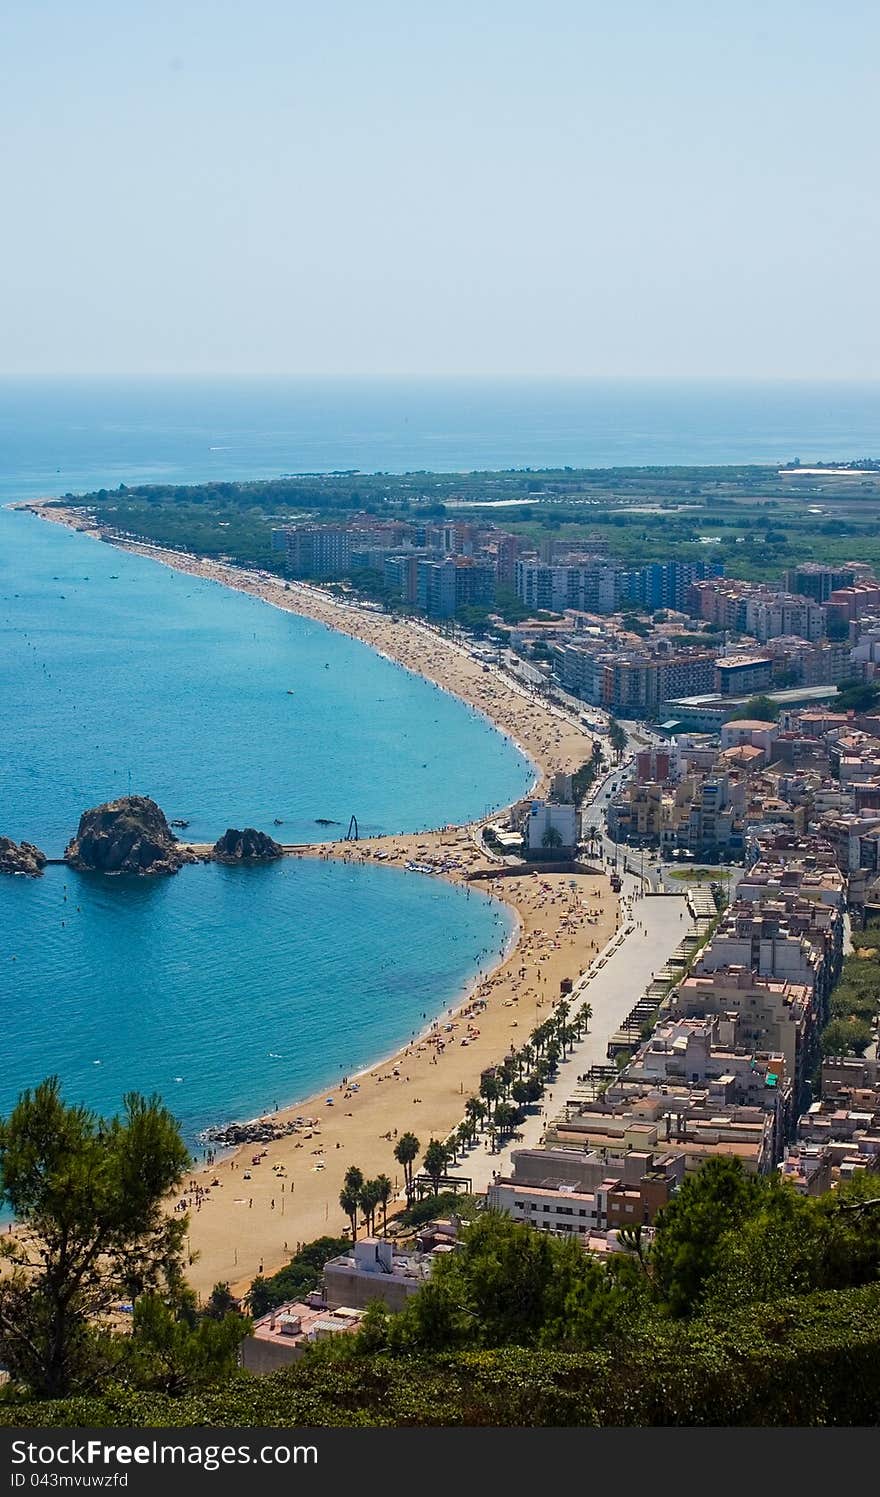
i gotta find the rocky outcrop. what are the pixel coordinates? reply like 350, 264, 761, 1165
212, 827, 284, 864
64, 796, 197, 876
0, 837, 47, 877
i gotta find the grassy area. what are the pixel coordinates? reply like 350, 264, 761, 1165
54, 464, 880, 587
669, 867, 717, 882
818, 925, 880, 1058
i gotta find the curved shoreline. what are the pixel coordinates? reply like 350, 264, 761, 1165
199, 892, 522, 1150
21, 504, 615, 1296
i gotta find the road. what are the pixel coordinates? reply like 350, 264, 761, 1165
460, 881, 692, 1193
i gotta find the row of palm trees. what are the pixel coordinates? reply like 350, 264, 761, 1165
338, 1166, 393, 1242
442, 995, 593, 1160
338, 995, 593, 1239
339, 1135, 454, 1240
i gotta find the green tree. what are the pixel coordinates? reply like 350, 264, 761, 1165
423, 1139, 450, 1196
245, 1236, 349, 1316
729, 695, 780, 722
836, 679, 880, 713
821, 1016, 873, 1057
339, 1183, 360, 1243
650, 1157, 766, 1317
394, 1133, 420, 1203
375, 1174, 393, 1236
494, 1102, 520, 1140
203, 1282, 238, 1320
479, 1073, 500, 1116
0, 1078, 189, 1398
608, 718, 628, 756
385, 1213, 624, 1351
122, 1290, 250, 1395
541, 826, 564, 850
359, 1178, 383, 1236
339, 1165, 364, 1243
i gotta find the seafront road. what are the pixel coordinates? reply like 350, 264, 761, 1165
460, 876, 691, 1194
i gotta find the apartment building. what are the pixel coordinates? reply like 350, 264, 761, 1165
275, 524, 352, 579
416, 557, 495, 618
673, 967, 815, 1107
488, 1149, 683, 1237
549, 1090, 777, 1175
784, 564, 861, 605
514, 559, 624, 615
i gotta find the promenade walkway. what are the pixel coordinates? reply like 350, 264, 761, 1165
457, 878, 694, 1194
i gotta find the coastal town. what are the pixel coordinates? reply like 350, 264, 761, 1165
3, 0, 879, 1444
22, 503, 880, 1356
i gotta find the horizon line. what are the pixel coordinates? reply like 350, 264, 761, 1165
1, 371, 880, 385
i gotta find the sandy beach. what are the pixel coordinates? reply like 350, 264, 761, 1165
26, 504, 618, 1297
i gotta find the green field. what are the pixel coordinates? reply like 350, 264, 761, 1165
52, 461, 880, 586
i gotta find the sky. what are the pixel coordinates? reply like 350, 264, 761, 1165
1, 1, 878, 378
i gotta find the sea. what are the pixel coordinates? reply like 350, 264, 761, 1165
2, 376, 879, 1146
1, 378, 879, 502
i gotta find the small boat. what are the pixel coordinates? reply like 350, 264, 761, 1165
170, 819, 190, 829
274, 818, 284, 826
286, 689, 295, 695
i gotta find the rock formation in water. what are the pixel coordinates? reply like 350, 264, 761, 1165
0, 837, 47, 877
211, 827, 284, 864
64, 796, 197, 876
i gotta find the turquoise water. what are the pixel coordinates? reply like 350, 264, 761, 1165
0, 503, 527, 1142
0, 508, 532, 853
0, 859, 513, 1146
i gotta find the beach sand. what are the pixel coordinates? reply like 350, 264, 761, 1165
28, 505, 618, 1297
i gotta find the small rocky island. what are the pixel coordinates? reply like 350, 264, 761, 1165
0, 837, 47, 877
212, 827, 284, 864
64, 796, 198, 876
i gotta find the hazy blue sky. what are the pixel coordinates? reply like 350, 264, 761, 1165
2, 1, 878, 377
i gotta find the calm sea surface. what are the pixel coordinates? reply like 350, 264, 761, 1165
2, 376, 878, 1142
1, 859, 514, 1147
0, 378, 878, 502
0, 506, 523, 1141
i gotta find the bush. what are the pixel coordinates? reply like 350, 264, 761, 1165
5, 1284, 880, 1427
821, 1016, 873, 1057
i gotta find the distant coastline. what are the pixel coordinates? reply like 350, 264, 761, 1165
24, 501, 586, 803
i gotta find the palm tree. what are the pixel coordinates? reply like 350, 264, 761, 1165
394, 1132, 420, 1203
344, 1164, 364, 1197
374, 1174, 393, 1236
359, 1177, 383, 1235
494, 1101, 520, 1140
423, 1138, 449, 1195
479, 1073, 500, 1118
555, 1001, 572, 1056
541, 826, 564, 850
465, 1096, 486, 1133
339, 1182, 359, 1242
531, 1021, 552, 1056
